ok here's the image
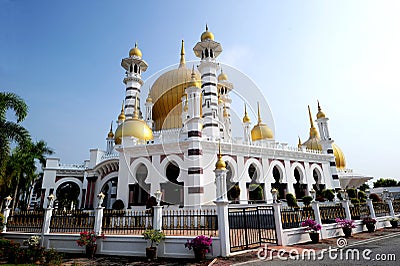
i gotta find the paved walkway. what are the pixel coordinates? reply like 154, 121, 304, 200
59, 227, 400, 265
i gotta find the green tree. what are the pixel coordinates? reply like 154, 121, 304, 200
373, 178, 399, 188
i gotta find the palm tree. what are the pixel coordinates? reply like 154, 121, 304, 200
0, 92, 30, 198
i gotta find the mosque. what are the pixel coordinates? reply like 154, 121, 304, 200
39, 26, 371, 210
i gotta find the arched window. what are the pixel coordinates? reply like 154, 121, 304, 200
210, 49, 214, 58
101, 177, 118, 209
160, 161, 184, 206
129, 64, 133, 73
205, 49, 209, 58
56, 182, 80, 210
247, 164, 264, 202
272, 165, 286, 200
134, 64, 138, 73
293, 168, 306, 199
312, 169, 325, 193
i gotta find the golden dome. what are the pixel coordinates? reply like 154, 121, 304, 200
107, 122, 114, 138
114, 118, 153, 144
332, 143, 346, 169
218, 70, 228, 81
243, 104, 251, 123
201, 24, 215, 41
316, 101, 326, 119
187, 66, 201, 88
215, 141, 226, 170
129, 42, 142, 58
251, 102, 274, 141
118, 101, 126, 121
150, 41, 201, 130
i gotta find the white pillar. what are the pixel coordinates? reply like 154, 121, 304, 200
341, 200, 352, 220
386, 198, 395, 217
311, 201, 323, 238
272, 202, 284, 245
153, 206, 163, 231
214, 200, 230, 257
366, 199, 376, 219
2, 208, 10, 233
94, 207, 104, 235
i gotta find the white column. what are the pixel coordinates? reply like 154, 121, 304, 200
311, 201, 323, 238
214, 200, 230, 257
2, 208, 10, 233
94, 207, 104, 235
386, 198, 395, 217
341, 200, 352, 220
153, 206, 163, 231
366, 199, 376, 219
272, 203, 284, 245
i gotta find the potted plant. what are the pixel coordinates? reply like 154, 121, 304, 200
363, 217, 377, 232
142, 229, 165, 260
76, 230, 105, 258
23, 235, 45, 264
301, 219, 322, 243
388, 217, 399, 228
185, 235, 212, 260
335, 218, 356, 238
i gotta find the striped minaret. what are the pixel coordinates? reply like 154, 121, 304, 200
185, 67, 204, 206
193, 25, 222, 140
121, 42, 148, 119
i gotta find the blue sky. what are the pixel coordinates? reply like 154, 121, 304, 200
1, 0, 399, 183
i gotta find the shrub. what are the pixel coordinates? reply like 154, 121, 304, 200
302, 196, 313, 206
45, 248, 64, 265
112, 199, 125, 210
286, 193, 299, 208
322, 189, 335, 201
185, 235, 212, 253
248, 184, 263, 201
363, 217, 377, 225
347, 188, 357, 199
301, 219, 322, 232
77, 231, 105, 247
335, 218, 356, 229
350, 198, 360, 204
358, 190, 366, 200
228, 184, 241, 200
143, 229, 166, 248
369, 193, 381, 202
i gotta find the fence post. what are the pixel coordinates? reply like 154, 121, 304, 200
386, 198, 395, 217
153, 205, 163, 231
366, 199, 376, 219
214, 200, 230, 257
94, 206, 104, 235
311, 201, 323, 238
272, 202, 284, 245
341, 200, 352, 220
2, 196, 12, 233
42, 207, 54, 234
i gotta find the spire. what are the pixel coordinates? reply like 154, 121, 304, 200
308, 105, 318, 137
215, 140, 226, 170
179, 40, 186, 68
118, 101, 126, 121
257, 102, 262, 124
298, 136, 302, 149
206, 24, 208, 31
133, 94, 139, 119
316, 100, 326, 119
108, 121, 114, 138
243, 104, 251, 123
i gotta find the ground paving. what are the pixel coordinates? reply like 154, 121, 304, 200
57, 226, 400, 265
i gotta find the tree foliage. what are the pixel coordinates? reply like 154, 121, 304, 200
373, 178, 400, 188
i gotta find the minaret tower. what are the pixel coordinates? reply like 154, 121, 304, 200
121, 43, 148, 119
193, 25, 222, 140
185, 66, 204, 206
242, 104, 252, 145
106, 122, 114, 155
145, 93, 154, 129
214, 141, 228, 201
218, 69, 233, 141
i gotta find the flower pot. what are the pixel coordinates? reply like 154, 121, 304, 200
343, 227, 352, 238
366, 223, 375, 233
309, 232, 319, 244
146, 247, 157, 260
390, 221, 398, 228
85, 244, 97, 259
193, 248, 207, 260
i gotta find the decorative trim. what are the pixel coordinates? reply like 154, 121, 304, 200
203, 123, 219, 128
188, 187, 204, 194
201, 73, 216, 78
188, 131, 202, 138
201, 82, 217, 88
188, 149, 203, 156
188, 167, 203, 174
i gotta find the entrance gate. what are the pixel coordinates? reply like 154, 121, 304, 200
228, 205, 277, 252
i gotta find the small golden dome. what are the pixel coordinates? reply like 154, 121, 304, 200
114, 118, 153, 144
201, 24, 215, 41
298, 136, 302, 149
146, 94, 152, 103
118, 101, 126, 121
129, 42, 142, 58
243, 104, 251, 123
188, 66, 201, 88
251, 102, 273, 141
333, 143, 346, 169
218, 70, 228, 81
316, 101, 326, 119
107, 122, 114, 138
215, 141, 226, 170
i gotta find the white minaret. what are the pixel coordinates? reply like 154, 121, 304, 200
315, 101, 340, 186
121, 43, 148, 119
242, 104, 252, 145
185, 67, 204, 206
222, 104, 231, 141
145, 93, 154, 129
217, 70, 233, 142
106, 122, 114, 154
193, 25, 222, 140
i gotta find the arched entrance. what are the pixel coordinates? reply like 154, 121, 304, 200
246, 164, 264, 202
293, 168, 307, 199
129, 164, 150, 207
271, 166, 287, 200
55, 182, 80, 210
312, 168, 325, 197
101, 177, 118, 209
160, 162, 184, 206
226, 162, 240, 202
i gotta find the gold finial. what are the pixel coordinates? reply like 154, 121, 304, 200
215, 140, 226, 170
298, 136, 302, 149
257, 102, 262, 124
133, 94, 139, 119
118, 101, 126, 121
179, 39, 186, 68
108, 121, 114, 138
243, 104, 251, 123
316, 100, 326, 119
206, 24, 208, 31
308, 105, 318, 137
146, 92, 152, 103
223, 103, 228, 117
188, 65, 200, 88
